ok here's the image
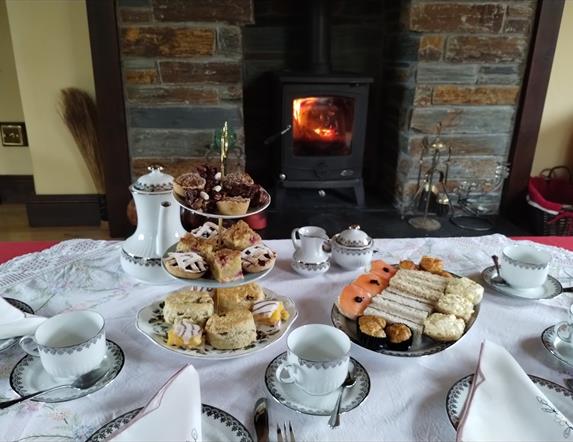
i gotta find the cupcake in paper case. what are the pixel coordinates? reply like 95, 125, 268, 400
385, 323, 412, 351
357, 315, 387, 350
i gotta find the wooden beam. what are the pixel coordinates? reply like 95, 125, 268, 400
86, 0, 133, 238
501, 0, 565, 218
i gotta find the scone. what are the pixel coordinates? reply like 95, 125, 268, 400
418, 256, 444, 274
163, 288, 215, 326
205, 309, 257, 350
252, 300, 289, 327
216, 197, 251, 216
446, 277, 484, 305
176, 233, 215, 256
163, 252, 208, 279
173, 172, 205, 198
221, 220, 262, 250
216, 283, 265, 313
423, 313, 465, 342
166, 319, 203, 349
241, 244, 276, 273
435, 293, 474, 322
208, 248, 243, 282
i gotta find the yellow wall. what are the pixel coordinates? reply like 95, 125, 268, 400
532, 1, 573, 175
0, 0, 32, 175
6, 0, 97, 194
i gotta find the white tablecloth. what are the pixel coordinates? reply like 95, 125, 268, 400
1, 234, 572, 441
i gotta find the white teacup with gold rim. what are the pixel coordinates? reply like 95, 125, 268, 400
19, 311, 106, 381
499, 245, 551, 289
276, 324, 350, 396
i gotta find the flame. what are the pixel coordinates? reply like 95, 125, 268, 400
292, 97, 343, 143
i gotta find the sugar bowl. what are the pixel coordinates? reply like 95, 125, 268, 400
330, 225, 374, 270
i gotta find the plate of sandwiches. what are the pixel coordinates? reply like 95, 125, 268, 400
331, 256, 483, 357
173, 165, 271, 219
136, 283, 298, 359
162, 220, 276, 288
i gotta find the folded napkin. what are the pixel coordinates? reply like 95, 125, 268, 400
457, 340, 573, 442
0, 297, 45, 340
111, 364, 202, 442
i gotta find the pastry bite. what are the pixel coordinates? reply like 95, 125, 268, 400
241, 244, 276, 273
399, 260, 418, 270
208, 248, 243, 283
357, 315, 387, 350
167, 319, 203, 349
163, 252, 208, 279
176, 233, 215, 256
222, 171, 255, 197
216, 196, 251, 216
252, 300, 289, 327
435, 293, 474, 322
418, 256, 444, 274
385, 323, 413, 351
205, 309, 257, 350
173, 172, 205, 198
446, 277, 484, 305
221, 220, 262, 250
191, 221, 222, 240
336, 284, 372, 320
423, 313, 465, 342
163, 289, 214, 326
353, 273, 388, 295
216, 283, 265, 313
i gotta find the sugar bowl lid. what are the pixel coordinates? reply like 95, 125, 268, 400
132, 165, 173, 193
335, 225, 372, 249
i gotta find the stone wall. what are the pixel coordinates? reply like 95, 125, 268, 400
389, 0, 537, 212
116, 0, 253, 178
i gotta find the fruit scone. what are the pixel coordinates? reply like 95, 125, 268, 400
205, 309, 257, 350
163, 288, 214, 326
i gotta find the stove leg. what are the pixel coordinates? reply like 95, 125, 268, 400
354, 180, 365, 207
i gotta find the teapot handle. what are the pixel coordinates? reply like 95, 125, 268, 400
291, 228, 301, 251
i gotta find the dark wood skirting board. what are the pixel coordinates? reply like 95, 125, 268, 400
26, 195, 103, 227
501, 0, 565, 220
86, 0, 132, 238
0, 175, 35, 203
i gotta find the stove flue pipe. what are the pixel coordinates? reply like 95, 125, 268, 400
308, 0, 331, 74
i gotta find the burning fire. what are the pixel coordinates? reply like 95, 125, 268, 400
292, 97, 345, 143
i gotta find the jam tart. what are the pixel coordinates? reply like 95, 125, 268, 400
241, 244, 276, 273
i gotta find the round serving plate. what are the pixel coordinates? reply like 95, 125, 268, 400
0, 298, 34, 353
542, 324, 573, 369
446, 374, 573, 429
161, 242, 274, 289
173, 188, 271, 220
330, 268, 480, 357
136, 288, 298, 360
86, 404, 253, 442
481, 266, 562, 300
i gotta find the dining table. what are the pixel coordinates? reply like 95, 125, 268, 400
1, 233, 573, 441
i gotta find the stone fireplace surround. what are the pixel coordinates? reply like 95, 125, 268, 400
117, 0, 536, 213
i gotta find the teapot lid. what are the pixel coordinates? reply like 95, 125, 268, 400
132, 165, 173, 193
335, 225, 372, 248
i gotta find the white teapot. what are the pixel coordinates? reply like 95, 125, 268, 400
330, 225, 374, 270
120, 166, 187, 283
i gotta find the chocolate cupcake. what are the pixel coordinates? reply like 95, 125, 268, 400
385, 323, 412, 351
357, 315, 387, 350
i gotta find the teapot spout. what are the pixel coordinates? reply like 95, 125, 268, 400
156, 201, 172, 256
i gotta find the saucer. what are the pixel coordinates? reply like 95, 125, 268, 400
0, 298, 34, 353
265, 352, 370, 416
541, 324, 573, 369
481, 266, 562, 300
9, 339, 124, 403
291, 253, 330, 277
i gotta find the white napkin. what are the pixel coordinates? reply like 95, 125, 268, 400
457, 340, 573, 442
111, 364, 202, 442
0, 297, 45, 340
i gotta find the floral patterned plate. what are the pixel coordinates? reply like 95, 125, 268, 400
0, 298, 34, 353
9, 339, 124, 403
265, 352, 370, 416
86, 404, 253, 442
446, 374, 573, 429
135, 288, 297, 360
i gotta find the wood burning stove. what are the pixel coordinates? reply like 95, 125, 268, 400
272, 0, 373, 206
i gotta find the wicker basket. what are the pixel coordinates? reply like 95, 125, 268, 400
527, 196, 573, 236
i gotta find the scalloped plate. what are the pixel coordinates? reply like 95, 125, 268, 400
0, 298, 34, 353
136, 288, 297, 360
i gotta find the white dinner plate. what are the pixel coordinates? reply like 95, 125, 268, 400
0, 298, 34, 353
481, 266, 562, 300
446, 374, 573, 429
542, 324, 573, 369
265, 352, 370, 416
162, 242, 274, 288
173, 188, 271, 220
86, 404, 253, 442
136, 287, 297, 360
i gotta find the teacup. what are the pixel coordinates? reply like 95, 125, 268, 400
499, 245, 551, 289
19, 310, 106, 381
276, 324, 350, 396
